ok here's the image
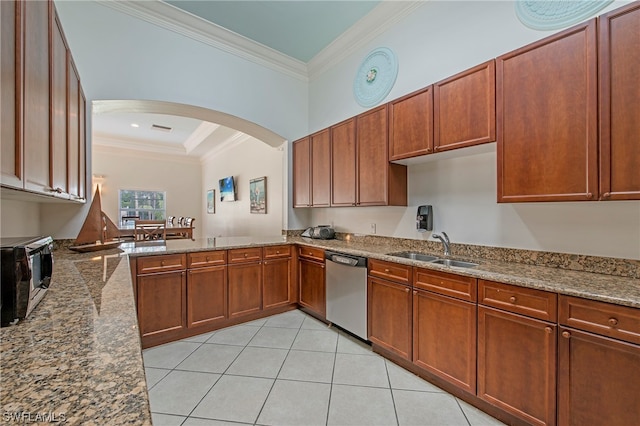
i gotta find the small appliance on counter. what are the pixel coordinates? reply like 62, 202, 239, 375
1, 236, 54, 326
301, 225, 336, 240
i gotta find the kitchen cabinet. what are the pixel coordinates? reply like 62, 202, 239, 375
388, 87, 434, 160
263, 245, 293, 309
136, 254, 187, 341
187, 251, 227, 328
228, 248, 263, 319
412, 268, 477, 393
558, 295, 640, 425
598, 2, 640, 200
497, 20, 598, 202
357, 105, 407, 206
477, 280, 557, 426
330, 118, 357, 206
50, 10, 68, 197
292, 137, 311, 207
67, 57, 82, 201
434, 60, 495, 152
311, 129, 331, 207
1, 0, 21, 188
298, 246, 325, 317
367, 259, 412, 360
22, 0, 51, 194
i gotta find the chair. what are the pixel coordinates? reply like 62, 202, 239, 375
134, 220, 166, 241
167, 216, 175, 225
183, 217, 195, 239
177, 216, 185, 226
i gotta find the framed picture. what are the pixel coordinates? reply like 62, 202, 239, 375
250, 177, 267, 214
206, 189, 215, 214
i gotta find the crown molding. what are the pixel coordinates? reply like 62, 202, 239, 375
93, 141, 201, 165
94, 133, 186, 155
200, 132, 254, 164
307, 1, 425, 80
183, 122, 220, 154
97, 0, 309, 81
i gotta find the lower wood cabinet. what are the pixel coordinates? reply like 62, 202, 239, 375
413, 289, 476, 393
298, 257, 325, 317
187, 265, 227, 328
228, 261, 262, 319
137, 270, 186, 339
368, 276, 412, 360
263, 258, 292, 309
477, 306, 557, 426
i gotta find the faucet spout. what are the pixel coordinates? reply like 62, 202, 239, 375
432, 232, 451, 256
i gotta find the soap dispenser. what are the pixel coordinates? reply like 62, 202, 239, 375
416, 205, 433, 233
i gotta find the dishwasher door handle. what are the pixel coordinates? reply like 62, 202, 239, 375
325, 251, 367, 268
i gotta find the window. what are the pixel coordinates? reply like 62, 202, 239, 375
119, 189, 166, 224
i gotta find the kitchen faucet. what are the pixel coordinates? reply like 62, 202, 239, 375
432, 232, 450, 256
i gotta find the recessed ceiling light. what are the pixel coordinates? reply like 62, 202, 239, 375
131, 123, 139, 128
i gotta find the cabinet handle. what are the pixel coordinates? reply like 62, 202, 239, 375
608, 317, 619, 327
509, 296, 517, 303
161, 261, 166, 266
413, 290, 418, 295
562, 331, 571, 339
276, 251, 280, 254
404, 287, 410, 293
384, 268, 390, 273
602, 192, 611, 199
586, 192, 593, 199
244, 253, 248, 257
545, 326, 553, 334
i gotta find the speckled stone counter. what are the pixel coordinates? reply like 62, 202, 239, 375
0, 249, 152, 426
121, 235, 289, 257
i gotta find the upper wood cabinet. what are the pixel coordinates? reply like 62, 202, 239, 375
330, 117, 357, 206
434, 60, 496, 152
0, 0, 22, 188
388, 87, 434, 160
1, 0, 86, 202
357, 105, 407, 206
598, 2, 640, 201
292, 136, 311, 207
311, 128, 331, 207
497, 20, 598, 202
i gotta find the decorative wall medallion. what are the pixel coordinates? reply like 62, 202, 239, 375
353, 47, 398, 108
515, 0, 613, 30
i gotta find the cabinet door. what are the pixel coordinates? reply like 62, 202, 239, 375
263, 257, 292, 309
558, 327, 640, 426
434, 60, 495, 152
228, 262, 262, 319
478, 306, 556, 426
137, 271, 186, 339
497, 20, 597, 202
1, 0, 22, 188
50, 11, 67, 197
67, 57, 81, 200
413, 290, 476, 393
330, 118, 356, 206
187, 265, 227, 328
311, 128, 331, 207
78, 86, 86, 200
292, 137, 311, 207
23, 0, 51, 194
298, 258, 325, 317
389, 86, 434, 160
357, 105, 388, 206
367, 276, 412, 360
599, 3, 640, 200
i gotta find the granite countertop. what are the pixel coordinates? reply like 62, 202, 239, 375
0, 249, 152, 426
1, 234, 637, 425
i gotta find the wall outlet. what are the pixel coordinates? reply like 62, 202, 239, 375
370, 223, 376, 234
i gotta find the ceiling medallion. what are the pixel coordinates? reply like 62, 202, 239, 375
515, 0, 613, 30
353, 47, 398, 108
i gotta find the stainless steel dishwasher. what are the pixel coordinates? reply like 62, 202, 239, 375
325, 251, 368, 340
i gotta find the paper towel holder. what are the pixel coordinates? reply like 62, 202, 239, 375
417, 205, 433, 232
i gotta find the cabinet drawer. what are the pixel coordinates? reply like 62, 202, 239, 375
297, 245, 325, 262
137, 254, 186, 274
228, 247, 263, 263
264, 245, 292, 259
188, 251, 227, 268
368, 259, 412, 285
415, 268, 477, 302
559, 295, 640, 345
479, 280, 557, 322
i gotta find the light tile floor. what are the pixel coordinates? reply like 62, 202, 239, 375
143, 309, 505, 426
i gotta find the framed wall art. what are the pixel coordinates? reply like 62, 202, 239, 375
250, 177, 267, 214
206, 189, 215, 214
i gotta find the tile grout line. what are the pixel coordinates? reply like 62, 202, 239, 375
384, 360, 401, 426
454, 397, 474, 426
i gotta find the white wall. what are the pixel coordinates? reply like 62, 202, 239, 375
0, 199, 41, 238
201, 138, 284, 237
308, 0, 640, 260
92, 145, 202, 237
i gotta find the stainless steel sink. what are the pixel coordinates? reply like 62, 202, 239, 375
430, 258, 478, 268
387, 252, 439, 262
